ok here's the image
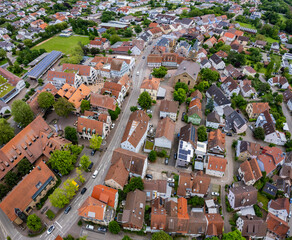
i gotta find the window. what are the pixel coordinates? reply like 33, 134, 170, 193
188, 81, 190, 85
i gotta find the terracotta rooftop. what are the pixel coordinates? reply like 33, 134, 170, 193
62, 63, 92, 76
68, 84, 91, 109
266, 213, 289, 238
78, 196, 106, 221
207, 156, 227, 173
140, 78, 160, 90
90, 93, 116, 111
155, 117, 175, 141
91, 185, 117, 208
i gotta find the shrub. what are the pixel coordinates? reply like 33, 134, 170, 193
148, 150, 157, 162
253, 204, 263, 217
108, 221, 120, 234
78, 219, 83, 226
46, 209, 55, 220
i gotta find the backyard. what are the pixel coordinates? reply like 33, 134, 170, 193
33, 36, 90, 55
257, 192, 269, 211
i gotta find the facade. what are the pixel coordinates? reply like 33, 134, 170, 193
173, 60, 200, 88
62, 64, 98, 85
236, 215, 267, 238
155, 117, 175, 149
121, 110, 150, 153
209, 54, 225, 70
159, 100, 179, 121
246, 102, 270, 119
206, 111, 221, 129
77, 116, 109, 139
268, 198, 290, 221
47, 70, 83, 89
208, 129, 225, 155
140, 77, 160, 100
236, 140, 261, 161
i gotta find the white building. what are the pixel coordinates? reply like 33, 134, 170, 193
176, 140, 194, 167
205, 155, 227, 178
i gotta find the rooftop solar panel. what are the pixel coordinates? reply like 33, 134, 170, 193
27, 51, 62, 79
178, 154, 187, 160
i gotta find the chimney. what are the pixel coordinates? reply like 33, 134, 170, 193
37, 166, 41, 170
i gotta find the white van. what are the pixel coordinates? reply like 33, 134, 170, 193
86, 225, 94, 230
136, 71, 139, 76
92, 170, 98, 179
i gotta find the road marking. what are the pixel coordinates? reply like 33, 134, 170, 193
55, 221, 62, 229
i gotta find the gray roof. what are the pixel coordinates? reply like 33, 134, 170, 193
174, 60, 200, 80
210, 54, 222, 64
206, 85, 231, 106
224, 107, 247, 131
0, 100, 8, 109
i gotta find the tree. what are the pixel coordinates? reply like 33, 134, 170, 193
0, 118, 14, 145
5, 172, 18, 187
110, 34, 121, 45
80, 100, 90, 113
152, 66, 167, 78
11, 100, 34, 127
17, 158, 33, 176
53, 97, 75, 117
173, 88, 186, 104
188, 196, 205, 207
63, 178, 78, 199
27, 214, 42, 231
49, 188, 70, 208
122, 236, 132, 240
90, 134, 103, 150
124, 177, 144, 193
80, 155, 91, 171
64, 126, 78, 144
108, 221, 120, 234
37, 92, 55, 109
23, 39, 33, 48
174, 82, 188, 92
227, 52, 246, 67
134, 25, 142, 33
49, 149, 76, 175
151, 231, 173, 240
148, 150, 157, 162
254, 127, 265, 140
200, 68, 220, 83
222, 230, 245, 240
0, 184, 9, 200
197, 126, 207, 142
127, 50, 132, 55
130, 106, 138, 112
0, 49, 6, 59
206, 98, 214, 114
138, 92, 152, 109
108, 105, 121, 120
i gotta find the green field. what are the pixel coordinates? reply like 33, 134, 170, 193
0, 83, 15, 97
33, 36, 90, 55
257, 192, 269, 211
235, 21, 256, 30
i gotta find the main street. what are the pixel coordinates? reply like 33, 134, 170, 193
0, 40, 157, 240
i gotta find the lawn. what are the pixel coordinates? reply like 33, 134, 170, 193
0, 75, 7, 84
235, 21, 256, 30
0, 83, 15, 97
257, 192, 269, 211
145, 140, 154, 150
264, 36, 278, 44
0, 58, 7, 66
33, 36, 90, 55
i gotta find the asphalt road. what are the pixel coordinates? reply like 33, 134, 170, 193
0, 40, 157, 240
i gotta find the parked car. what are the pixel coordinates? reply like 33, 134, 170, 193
98, 227, 107, 233
85, 225, 94, 230
137, 71, 140, 76
111, 123, 115, 129
146, 174, 153, 179
169, 182, 175, 187
81, 187, 87, 195
64, 206, 71, 214
236, 175, 242, 181
181, 112, 186, 121
91, 149, 96, 156
167, 178, 175, 183
47, 225, 55, 235
174, 153, 177, 159
211, 192, 220, 196
146, 109, 152, 114
88, 162, 93, 171
226, 132, 232, 136
142, 56, 145, 59
165, 158, 169, 165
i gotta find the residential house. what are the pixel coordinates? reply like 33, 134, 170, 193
254, 40, 267, 49
105, 148, 148, 190
268, 76, 289, 89
268, 198, 290, 221
68, 84, 91, 112
208, 129, 225, 155
270, 42, 280, 52
204, 36, 217, 48
224, 64, 242, 79
155, 117, 175, 149
221, 76, 240, 98
100, 81, 127, 106
78, 185, 118, 225
263, 123, 287, 146
236, 140, 261, 161
205, 213, 224, 238
159, 100, 179, 121
266, 213, 289, 239
209, 54, 225, 70
140, 77, 160, 100
62, 63, 98, 85
88, 37, 110, 50
47, 70, 82, 89
240, 80, 257, 98
162, 53, 185, 68
224, 106, 247, 134
206, 111, 221, 129
143, 180, 170, 201
121, 110, 150, 153
255, 110, 276, 128
228, 185, 257, 210
257, 146, 286, 175
77, 116, 109, 139
246, 102, 270, 119
0, 161, 57, 225
147, 54, 162, 68
237, 36, 249, 46
236, 215, 267, 238
206, 85, 231, 116
173, 61, 200, 88
196, 48, 208, 61
188, 98, 202, 125
205, 155, 227, 178
200, 59, 212, 69
177, 171, 211, 197
224, 32, 236, 42
238, 158, 262, 186
176, 41, 191, 57
243, 66, 256, 77
120, 189, 146, 231
176, 139, 195, 168
90, 93, 117, 113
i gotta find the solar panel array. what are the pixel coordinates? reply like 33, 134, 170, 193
27, 51, 62, 79
178, 140, 191, 160
190, 125, 196, 142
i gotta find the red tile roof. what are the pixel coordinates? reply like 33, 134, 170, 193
91, 185, 118, 208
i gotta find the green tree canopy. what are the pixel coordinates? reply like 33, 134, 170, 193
124, 177, 144, 193
49, 188, 70, 208
254, 127, 265, 140
11, 100, 34, 127
108, 221, 120, 234
80, 100, 90, 113
108, 105, 121, 120
64, 126, 78, 144
222, 229, 245, 240
37, 92, 55, 109
173, 88, 186, 104
4, 171, 18, 187
53, 97, 75, 117
148, 150, 157, 162
197, 126, 207, 142
49, 149, 77, 175
151, 231, 173, 240
200, 68, 220, 83
90, 134, 103, 150
17, 158, 33, 176
138, 92, 152, 109
174, 82, 188, 92
27, 214, 42, 231
80, 155, 91, 171
152, 66, 167, 78
134, 25, 142, 33
0, 118, 14, 145
122, 236, 133, 240
110, 34, 121, 45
